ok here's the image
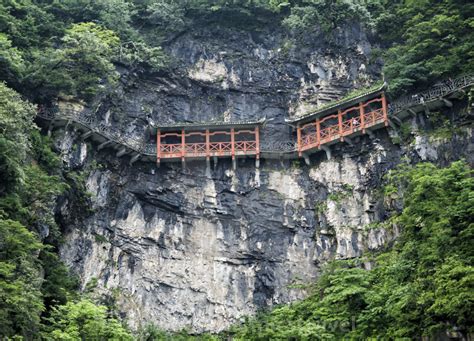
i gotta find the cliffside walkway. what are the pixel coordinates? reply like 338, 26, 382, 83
285, 85, 389, 161
37, 74, 473, 166
155, 120, 264, 169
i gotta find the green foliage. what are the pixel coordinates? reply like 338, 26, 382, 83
0, 89, 66, 238
327, 184, 353, 207
39, 249, 79, 310
94, 233, 108, 244
231, 161, 474, 339
1, 0, 471, 102
29, 22, 120, 100
0, 83, 129, 339
314, 201, 327, 216
0, 0, 167, 101
145, 0, 187, 32
118, 41, 167, 72
0, 219, 44, 337
282, 0, 372, 34
375, 1, 474, 96
0, 1, 472, 339
0, 33, 25, 83
85, 277, 99, 293
137, 324, 221, 341
0, 82, 36, 193
397, 121, 414, 143
42, 299, 133, 340
425, 111, 465, 140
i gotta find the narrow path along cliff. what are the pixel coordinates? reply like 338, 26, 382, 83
46, 25, 473, 333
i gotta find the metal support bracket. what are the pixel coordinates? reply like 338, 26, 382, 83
366, 129, 375, 139
443, 98, 453, 107
206, 158, 211, 178
423, 104, 431, 116
98, 140, 112, 150
47, 122, 54, 136
302, 153, 311, 166
388, 120, 398, 130
116, 147, 128, 157
390, 116, 402, 126
320, 145, 331, 160
343, 136, 354, 146
81, 130, 93, 140
129, 154, 140, 165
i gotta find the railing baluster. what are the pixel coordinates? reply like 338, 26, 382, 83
38, 74, 472, 158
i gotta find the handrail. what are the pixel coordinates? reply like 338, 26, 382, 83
37, 107, 149, 155
37, 74, 473, 159
388, 74, 474, 115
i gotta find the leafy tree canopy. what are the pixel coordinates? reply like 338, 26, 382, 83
230, 161, 474, 339
42, 299, 133, 340
0, 83, 129, 339
375, 0, 474, 96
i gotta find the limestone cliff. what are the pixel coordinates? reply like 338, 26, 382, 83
51, 22, 473, 333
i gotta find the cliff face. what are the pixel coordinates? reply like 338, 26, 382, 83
53, 22, 473, 333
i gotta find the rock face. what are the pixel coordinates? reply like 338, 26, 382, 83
54, 22, 474, 333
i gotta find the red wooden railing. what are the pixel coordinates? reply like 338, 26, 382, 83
297, 93, 388, 155
157, 127, 260, 162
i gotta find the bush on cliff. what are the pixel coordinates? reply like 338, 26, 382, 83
231, 161, 474, 339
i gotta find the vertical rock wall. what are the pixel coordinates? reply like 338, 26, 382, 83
55, 23, 474, 332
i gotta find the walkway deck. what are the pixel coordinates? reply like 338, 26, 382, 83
155, 121, 263, 164
36, 74, 473, 166
293, 93, 388, 156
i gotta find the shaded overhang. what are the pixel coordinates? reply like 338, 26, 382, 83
152, 117, 266, 133
286, 82, 387, 126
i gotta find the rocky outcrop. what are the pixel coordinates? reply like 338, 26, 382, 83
53, 21, 473, 333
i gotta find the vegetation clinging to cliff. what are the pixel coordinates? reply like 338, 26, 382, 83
0, 1, 473, 339
0, 82, 133, 338
230, 161, 474, 339
373, 0, 474, 96
2, 1, 472, 103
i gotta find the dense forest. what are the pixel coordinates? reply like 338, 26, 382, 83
0, 0, 473, 339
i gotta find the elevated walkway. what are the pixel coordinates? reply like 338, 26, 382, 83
154, 120, 264, 168
388, 74, 473, 119
286, 84, 388, 158
36, 74, 473, 167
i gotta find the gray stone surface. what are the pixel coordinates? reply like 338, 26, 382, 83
53, 23, 474, 333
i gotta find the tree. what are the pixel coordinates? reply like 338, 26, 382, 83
377, 1, 474, 96
0, 83, 78, 339
0, 82, 36, 194
282, 0, 372, 34
28, 22, 120, 100
43, 299, 133, 340
0, 219, 44, 338
0, 34, 25, 84
231, 161, 474, 339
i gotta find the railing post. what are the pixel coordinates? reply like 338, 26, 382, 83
338, 109, 343, 141
157, 129, 161, 165
359, 102, 365, 133
297, 124, 302, 157
181, 128, 185, 161
205, 131, 211, 177
316, 119, 320, 147
381, 93, 389, 126
255, 126, 260, 160
231, 128, 235, 159
206, 129, 210, 158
